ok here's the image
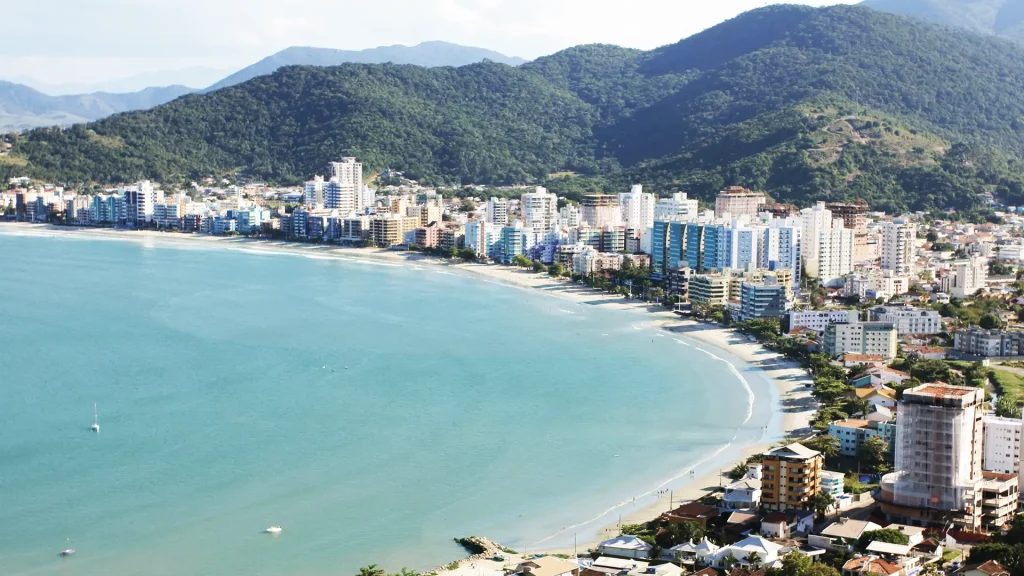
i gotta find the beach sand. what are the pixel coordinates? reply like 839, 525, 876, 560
1, 224, 819, 561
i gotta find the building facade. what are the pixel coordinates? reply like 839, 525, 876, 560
823, 322, 899, 359
761, 444, 823, 511
870, 306, 943, 336
715, 187, 766, 218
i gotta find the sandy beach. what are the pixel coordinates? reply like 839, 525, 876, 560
1, 223, 819, 564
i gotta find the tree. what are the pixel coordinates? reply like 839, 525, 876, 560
996, 396, 1021, 418
857, 529, 910, 550
980, 313, 1003, 329
531, 260, 547, 273
358, 566, 387, 576
910, 359, 952, 383
548, 263, 567, 277
813, 378, 852, 405
969, 543, 1024, 575
722, 553, 738, 569
925, 231, 938, 242
811, 492, 836, 519
728, 462, 750, 480
857, 436, 892, 474
801, 435, 840, 460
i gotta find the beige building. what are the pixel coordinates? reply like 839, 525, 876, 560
715, 186, 766, 218
882, 384, 985, 531
823, 322, 899, 360
369, 215, 419, 247
881, 219, 916, 276
941, 257, 988, 298
580, 194, 621, 228
761, 443, 823, 511
688, 274, 730, 306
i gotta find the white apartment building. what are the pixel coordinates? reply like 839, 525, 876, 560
465, 219, 500, 259
789, 309, 860, 333
869, 306, 944, 336
719, 224, 763, 270
619, 184, 656, 231
120, 180, 160, 224
559, 203, 580, 228
521, 187, 558, 233
328, 157, 364, 212
881, 219, 916, 276
941, 257, 988, 298
654, 192, 699, 221
801, 202, 854, 285
983, 413, 1022, 477
487, 197, 509, 226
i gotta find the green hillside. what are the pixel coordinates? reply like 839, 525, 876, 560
6, 4, 1024, 213
863, 0, 1024, 43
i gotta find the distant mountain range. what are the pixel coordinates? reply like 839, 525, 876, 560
863, 0, 1024, 42
0, 42, 527, 131
205, 41, 527, 92
0, 82, 195, 132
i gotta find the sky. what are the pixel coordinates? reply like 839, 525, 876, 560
4, 0, 859, 93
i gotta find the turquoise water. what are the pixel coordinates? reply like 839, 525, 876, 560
0, 228, 779, 576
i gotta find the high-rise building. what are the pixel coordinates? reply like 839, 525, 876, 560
487, 197, 509, 226
883, 384, 984, 530
761, 218, 802, 288
941, 257, 988, 298
619, 185, 656, 231
580, 194, 621, 228
760, 444, 823, 511
120, 181, 159, 224
654, 192, 699, 222
521, 187, 558, 233
304, 175, 325, 208
714, 187, 766, 219
738, 279, 790, 321
881, 219, 916, 276
328, 157, 364, 212
718, 224, 763, 270
800, 202, 854, 285
558, 204, 580, 228
465, 219, 500, 259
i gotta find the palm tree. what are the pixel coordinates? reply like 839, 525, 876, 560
743, 552, 762, 569
722, 553, 738, 569
358, 565, 386, 576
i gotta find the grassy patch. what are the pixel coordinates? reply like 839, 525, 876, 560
990, 368, 1024, 405
0, 154, 28, 166
86, 130, 125, 149
844, 476, 878, 495
942, 549, 962, 562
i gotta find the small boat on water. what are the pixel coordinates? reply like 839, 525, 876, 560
265, 526, 282, 534
59, 548, 75, 556
90, 403, 99, 433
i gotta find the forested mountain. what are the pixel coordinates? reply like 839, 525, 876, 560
205, 42, 527, 92
862, 0, 1024, 43
7, 4, 1024, 213
0, 82, 194, 131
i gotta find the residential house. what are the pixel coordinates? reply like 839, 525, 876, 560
760, 511, 814, 538
841, 556, 901, 576
597, 535, 652, 559
820, 471, 845, 498
702, 535, 784, 570
955, 561, 1010, 576
514, 556, 580, 576
723, 476, 763, 511
661, 502, 720, 527
671, 537, 719, 565
809, 519, 883, 551
850, 387, 898, 409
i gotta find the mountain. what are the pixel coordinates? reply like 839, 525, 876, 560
862, 0, 1024, 43
0, 82, 195, 131
8, 67, 229, 96
7, 5, 1024, 213
205, 41, 527, 92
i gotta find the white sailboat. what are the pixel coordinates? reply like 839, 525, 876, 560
90, 403, 99, 433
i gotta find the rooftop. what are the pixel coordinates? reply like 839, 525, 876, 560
831, 418, 871, 429
914, 384, 980, 397
764, 443, 820, 460
518, 556, 580, 576
842, 556, 901, 576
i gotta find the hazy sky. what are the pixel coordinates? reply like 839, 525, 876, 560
5, 0, 858, 91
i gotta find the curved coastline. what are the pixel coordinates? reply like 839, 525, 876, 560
0, 223, 817, 564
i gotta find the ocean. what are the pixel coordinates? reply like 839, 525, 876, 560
0, 229, 779, 576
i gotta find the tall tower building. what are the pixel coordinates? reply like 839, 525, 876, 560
883, 384, 984, 531
324, 158, 363, 214
881, 219, 916, 276
800, 202, 854, 285
304, 175, 325, 208
654, 192, 700, 222
618, 184, 656, 231
487, 197, 509, 226
521, 187, 558, 233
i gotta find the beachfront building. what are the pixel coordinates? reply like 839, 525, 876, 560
581, 194, 621, 228
521, 187, 558, 233
688, 274, 730, 307
881, 384, 985, 530
789, 310, 861, 334
821, 471, 846, 498
597, 535, 652, 559
723, 465, 763, 511
761, 444, 823, 512
823, 322, 898, 360
619, 185, 656, 231
738, 279, 790, 321
513, 556, 579, 576
487, 197, 509, 226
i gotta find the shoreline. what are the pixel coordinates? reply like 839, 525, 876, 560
0, 223, 818, 565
